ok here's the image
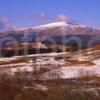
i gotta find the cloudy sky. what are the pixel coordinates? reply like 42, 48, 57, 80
0, 0, 100, 31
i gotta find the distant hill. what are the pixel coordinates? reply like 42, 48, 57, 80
0, 21, 99, 56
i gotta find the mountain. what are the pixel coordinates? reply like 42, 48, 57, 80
0, 21, 100, 48
1, 21, 100, 35
33, 21, 100, 36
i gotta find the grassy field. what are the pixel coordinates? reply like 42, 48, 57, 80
0, 72, 100, 100
0, 47, 99, 100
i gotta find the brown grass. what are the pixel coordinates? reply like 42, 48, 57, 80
0, 57, 29, 65
68, 60, 95, 66
94, 45, 100, 50
0, 71, 100, 100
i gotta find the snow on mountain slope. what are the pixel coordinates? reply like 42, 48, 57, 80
32, 21, 87, 30
26, 21, 100, 36
0, 21, 100, 36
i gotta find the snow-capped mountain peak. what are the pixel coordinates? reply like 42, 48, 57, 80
32, 21, 87, 30
11, 21, 87, 32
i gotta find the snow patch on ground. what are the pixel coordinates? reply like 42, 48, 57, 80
93, 59, 100, 65
61, 65, 100, 78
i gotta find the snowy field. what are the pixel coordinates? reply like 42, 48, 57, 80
0, 48, 99, 79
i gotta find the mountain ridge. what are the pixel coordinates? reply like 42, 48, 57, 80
0, 21, 100, 35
